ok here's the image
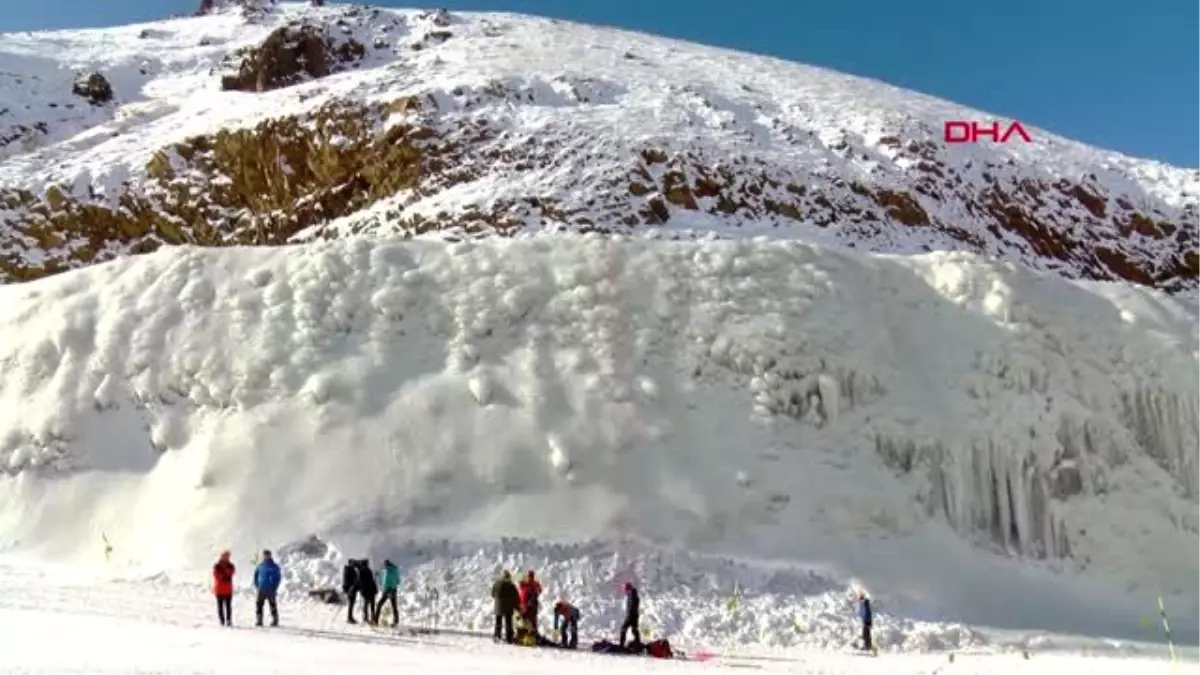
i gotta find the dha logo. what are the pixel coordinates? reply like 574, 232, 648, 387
943, 120, 1032, 144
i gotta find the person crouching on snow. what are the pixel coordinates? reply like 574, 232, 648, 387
552, 600, 580, 649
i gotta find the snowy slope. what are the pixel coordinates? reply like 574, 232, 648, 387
0, 235, 1195, 651
0, 1, 1195, 290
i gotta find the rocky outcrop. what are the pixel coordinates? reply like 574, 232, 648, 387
0, 7, 1193, 292
220, 23, 364, 92
71, 72, 113, 106
197, 0, 274, 16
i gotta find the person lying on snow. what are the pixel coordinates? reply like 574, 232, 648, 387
552, 600, 580, 649
518, 570, 542, 633
513, 613, 562, 648
590, 637, 674, 659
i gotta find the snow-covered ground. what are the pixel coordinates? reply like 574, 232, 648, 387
0, 556, 1191, 674
0, 235, 1195, 665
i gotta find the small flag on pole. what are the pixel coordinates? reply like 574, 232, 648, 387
1157, 596, 1177, 662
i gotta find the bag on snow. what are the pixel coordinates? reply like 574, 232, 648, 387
646, 639, 673, 659
308, 588, 344, 605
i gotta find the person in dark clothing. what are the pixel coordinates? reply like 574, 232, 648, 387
491, 570, 519, 643
857, 590, 873, 651
356, 560, 379, 625
253, 549, 282, 627
619, 582, 641, 647
553, 600, 580, 649
212, 550, 235, 626
342, 559, 362, 624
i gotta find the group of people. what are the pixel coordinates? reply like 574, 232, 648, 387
210, 549, 283, 627
341, 558, 403, 626
211, 551, 402, 628
489, 569, 642, 650
209, 552, 867, 653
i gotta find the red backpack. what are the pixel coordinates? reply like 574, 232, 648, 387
647, 639, 673, 659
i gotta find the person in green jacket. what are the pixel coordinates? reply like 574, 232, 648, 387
374, 559, 402, 627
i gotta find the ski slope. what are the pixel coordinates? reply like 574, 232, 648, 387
0, 235, 1195, 655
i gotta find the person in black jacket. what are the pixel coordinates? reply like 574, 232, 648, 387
856, 590, 873, 652
342, 559, 362, 624
619, 582, 641, 647
357, 560, 380, 625
491, 570, 519, 643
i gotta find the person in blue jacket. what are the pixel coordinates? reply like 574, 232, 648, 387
856, 589, 873, 651
253, 549, 282, 627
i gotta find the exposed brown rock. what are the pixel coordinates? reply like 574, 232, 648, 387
71, 72, 113, 106
1094, 247, 1153, 285
1065, 184, 1106, 218
985, 189, 1071, 259
640, 148, 668, 165
641, 196, 670, 224
872, 189, 929, 226
220, 23, 364, 92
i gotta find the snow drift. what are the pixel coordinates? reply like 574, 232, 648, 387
0, 236, 1196, 646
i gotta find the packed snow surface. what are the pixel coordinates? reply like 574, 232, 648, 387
0, 558, 1191, 674
0, 235, 1195, 654
0, 554, 1195, 667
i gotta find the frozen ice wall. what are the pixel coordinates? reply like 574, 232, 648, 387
0, 236, 1194, 619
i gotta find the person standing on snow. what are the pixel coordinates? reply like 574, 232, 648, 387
253, 549, 281, 627
342, 559, 362, 624
357, 559, 380, 625
552, 599, 580, 649
375, 559, 401, 627
212, 550, 236, 626
619, 582, 641, 647
491, 570, 519, 643
856, 590, 873, 652
518, 570, 542, 634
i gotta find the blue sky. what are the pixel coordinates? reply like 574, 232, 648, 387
3, 0, 1195, 167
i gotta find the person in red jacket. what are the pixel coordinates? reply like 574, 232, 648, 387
517, 570, 542, 634
213, 550, 235, 626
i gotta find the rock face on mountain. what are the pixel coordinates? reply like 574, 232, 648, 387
0, 2, 1195, 290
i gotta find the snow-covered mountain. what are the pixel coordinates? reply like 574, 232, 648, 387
0, 1, 1195, 291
